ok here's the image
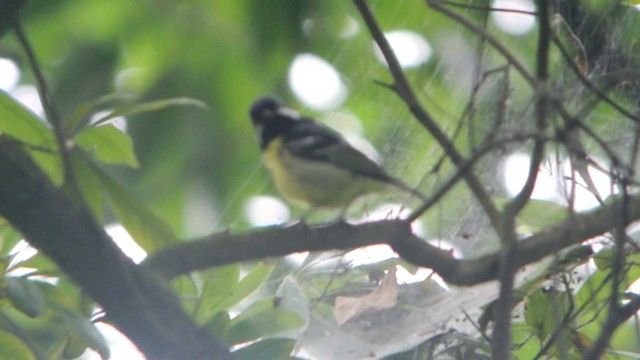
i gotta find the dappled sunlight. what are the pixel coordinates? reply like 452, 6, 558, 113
2, 0, 638, 358
503, 153, 560, 202
105, 224, 147, 264
89, 110, 128, 132
491, 0, 537, 35
339, 16, 360, 38
374, 30, 433, 68
344, 244, 397, 266
288, 53, 347, 110
502, 153, 614, 211
0, 57, 20, 91
244, 195, 291, 227
9, 85, 44, 118
80, 323, 144, 360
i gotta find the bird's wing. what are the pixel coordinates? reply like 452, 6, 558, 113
284, 119, 394, 182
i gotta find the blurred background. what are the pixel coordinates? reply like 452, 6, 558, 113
1, 0, 531, 239
2, 0, 640, 358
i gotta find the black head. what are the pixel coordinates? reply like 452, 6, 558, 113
250, 96, 301, 149
250, 96, 283, 126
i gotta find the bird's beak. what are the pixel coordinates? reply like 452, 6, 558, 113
254, 122, 263, 136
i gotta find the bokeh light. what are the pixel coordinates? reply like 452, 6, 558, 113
0, 58, 20, 91
491, 0, 536, 35
502, 153, 613, 211
244, 195, 291, 227
288, 53, 348, 110
105, 224, 147, 264
374, 30, 432, 68
90, 110, 128, 132
10, 85, 44, 118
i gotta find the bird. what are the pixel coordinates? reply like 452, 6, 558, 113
249, 96, 425, 211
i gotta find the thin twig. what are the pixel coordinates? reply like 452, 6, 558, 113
532, 274, 576, 359
408, 131, 546, 222
352, 0, 500, 229
503, 0, 550, 220
491, 247, 517, 359
13, 19, 78, 191
493, 1, 551, 357
440, 0, 537, 15
584, 179, 630, 359
427, 0, 536, 86
556, 107, 623, 169
467, 3, 490, 151
551, 36, 640, 125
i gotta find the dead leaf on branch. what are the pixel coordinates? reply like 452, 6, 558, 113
334, 267, 398, 326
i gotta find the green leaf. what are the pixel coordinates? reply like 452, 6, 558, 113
524, 288, 570, 342
75, 124, 139, 167
5, 277, 45, 318
233, 338, 296, 360
226, 309, 305, 344
58, 307, 109, 359
15, 254, 61, 279
575, 252, 640, 308
0, 91, 63, 184
227, 297, 275, 324
230, 263, 274, 302
274, 276, 310, 326
36, 280, 79, 310
524, 290, 554, 340
172, 275, 199, 313
194, 264, 240, 324
91, 97, 208, 126
0, 224, 22, 257
0, 330, 35, 360
62, 335, 88, 359
511, 322, 541, 360
70, 154, 104, 221
0, 91, 54, 147
90, 162, 177, 250
28, 150, 64, 186
198, 263, 274, 324
518, 200, 568, 231
593, 247, 615, 270
205, 311, 231, 341
66, 92, 138, 136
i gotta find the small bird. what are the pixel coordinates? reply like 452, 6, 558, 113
249, 96, 424, 210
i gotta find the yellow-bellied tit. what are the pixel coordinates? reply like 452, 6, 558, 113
249, 96, 425, 209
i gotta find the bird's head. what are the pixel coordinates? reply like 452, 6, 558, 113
250, 96, 301, 127
250, 96, 281, 126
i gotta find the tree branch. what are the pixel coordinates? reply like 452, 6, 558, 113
427, 0, 536, 85
14, 19, 80, 193
0, 138, 232, 360
143, 193, 640, 287
352, 0, 501, 231
492, 1, 552, 357
0, 0, 26, 37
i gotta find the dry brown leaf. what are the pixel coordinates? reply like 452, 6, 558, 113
334, 267, 398, 326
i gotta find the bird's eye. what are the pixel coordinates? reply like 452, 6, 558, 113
261, 108, 276, 118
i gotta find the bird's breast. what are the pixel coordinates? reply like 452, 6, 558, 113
262, 138, 383, 207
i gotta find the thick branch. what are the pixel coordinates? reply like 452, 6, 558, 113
0, 138, 231, 360
143, 194, 640, 286
493, 2, 552, 357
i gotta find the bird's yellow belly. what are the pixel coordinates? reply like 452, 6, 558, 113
262, 139, 383, 207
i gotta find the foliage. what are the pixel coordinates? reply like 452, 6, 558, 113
0, 0, 640, 359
